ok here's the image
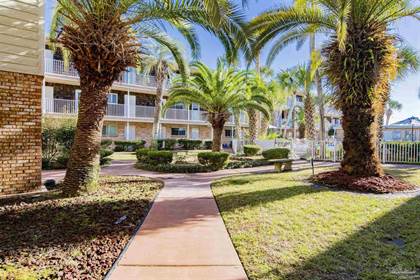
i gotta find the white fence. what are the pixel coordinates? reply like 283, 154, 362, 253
259, 139, 420, 164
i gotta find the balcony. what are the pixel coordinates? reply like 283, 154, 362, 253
44, 58, 168, 89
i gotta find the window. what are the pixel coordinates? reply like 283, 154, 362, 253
171, 127, 186, 136
333, 118, 341, 126
172, 103, 185, 110
108, 93, 118, 104
296, 95, 303, 102
225, 129, 235, 137
392, 130, 401, 141
102, 124, 118, 137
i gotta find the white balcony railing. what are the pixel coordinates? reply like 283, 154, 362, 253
136, 105, 155, 118
43, 98, 248, 125
106, 103, 125, 117
45, 58, 165, 89
164, 108, 189, 120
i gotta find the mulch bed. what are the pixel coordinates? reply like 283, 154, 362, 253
0, 176, 162, 279
312, 170, 416, 194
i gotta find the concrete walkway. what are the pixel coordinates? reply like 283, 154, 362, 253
41, 160, 339, 280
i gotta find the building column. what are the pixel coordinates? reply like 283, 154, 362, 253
187, 124, 190, 139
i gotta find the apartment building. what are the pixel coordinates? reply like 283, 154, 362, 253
42, 50, 249, 147
383, 116, 420, 142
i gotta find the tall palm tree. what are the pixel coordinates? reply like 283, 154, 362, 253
51, 0, 248, 195
250, 0, 419, 178
385, 100, 403, 126
139, 42, 188, 144
164, 61, 272, 151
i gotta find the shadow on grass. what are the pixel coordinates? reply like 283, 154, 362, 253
255, 196, 420, 280
214, 184, 326, 213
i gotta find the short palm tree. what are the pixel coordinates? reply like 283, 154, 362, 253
51, 0, 248, 195
139, 42, 188, 144
250, 0, 420, 177
164, 61, 272, 151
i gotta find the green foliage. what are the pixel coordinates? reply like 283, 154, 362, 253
99, 149, 114, 165
136, 163, 209, 173
100, 140, 113, 149
204, 141, 213, 150
178, 139, 202, 150
225, 158, 271, 169
262, 148, 290, 160
136, 148, 152, 162
198, 152, 230, 171
145, 151, 173, 165
157, 139, 177, 150
114, 140, 145, 152
243, 145, 261, 156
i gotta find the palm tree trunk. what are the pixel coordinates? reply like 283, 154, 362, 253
248, 108, 258, 144
291, 108, 296, 139
212, 125, 224, 152
62, 79, 110, 196
152, 75, 165, 144
259, 116, 269, 137
234, 113, 243, 154
304, 34, 316, 140
316, 70, 326, 141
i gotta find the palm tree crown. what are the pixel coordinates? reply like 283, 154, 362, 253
165, 61, 272, 151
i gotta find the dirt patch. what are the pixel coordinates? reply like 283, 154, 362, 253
0, 176, 162, 279
312, 170, 416, 194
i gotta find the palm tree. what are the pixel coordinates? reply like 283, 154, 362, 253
250, 0, 419, 178
139, 42, 188, 144
276, 66, 306, 139
164, 61, 272, 152
385, 100, 403, 126
51, 0, 248, 195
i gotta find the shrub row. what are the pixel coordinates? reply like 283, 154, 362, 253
225, 158, 272, 169
243, 145, 261, 156
156, 139, 213, 150
262, 148, 290, 160
136, 148, 173, 165
114, 140, 146, 152
136, 163, 210, 173
197, 152, 230, 171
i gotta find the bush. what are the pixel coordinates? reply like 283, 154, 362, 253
136, 163, 209, 173
262, 148, 290, 160
146, 151, 173, 165
100, 149, 114, 165
178, 139, 202, 150
114, 140, 146, 152
243, 145, 261, 156
225, 158, 271, 169
43, 179, 57, 191
42, 122, 76, 169
136, 148, 152, 161
101, 139, 113, 149
197, 152, 230, 171
203, 141, 213, 150
157, 139, 177, 150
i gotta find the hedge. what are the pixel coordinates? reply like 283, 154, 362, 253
145, 150, 173, 165
262, 148, 290, 160
136, 148, 152, 162
243, 145, 261, 156
197, 152, 230, 171
157, 139, 177, 150
225, 158, 272, 169
203, 141, 213, 150
136, 163, 209, 173
114, 140, 146, 152
100, 139, 113, 149
178, 139, 202, 150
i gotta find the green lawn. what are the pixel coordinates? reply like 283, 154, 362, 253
109, 151, 137, 161
212, 167, 420, 280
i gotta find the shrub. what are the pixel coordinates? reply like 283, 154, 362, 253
146, 151, 173, 165
101, 139, 113, 148
43, 179, 57, 191
136, 163, 209, 173
157, 139, 177, 150
178, 139, 202, 150
203, 141, 213, 150
100, 149, 114, 165
114, 140, 146, 152
262, 148, 290, 160
197, 152, 230, 171
136, 148, 152, 162
42, 122, 76, 169
225, 158, 271, 169
243, 145, 261, 156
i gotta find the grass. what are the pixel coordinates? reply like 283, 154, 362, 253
109, 151, 137, 161
0, 176, 162, 279
212, 167, 420, 280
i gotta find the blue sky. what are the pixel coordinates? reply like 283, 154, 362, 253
45, 0, 419, 123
